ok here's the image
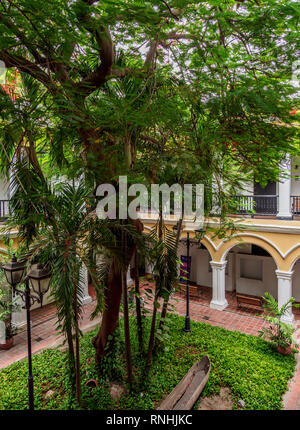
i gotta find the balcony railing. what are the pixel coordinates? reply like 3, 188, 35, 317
1, 197, 300, 221
231, 195, 278, 216
291, 196, 300, 215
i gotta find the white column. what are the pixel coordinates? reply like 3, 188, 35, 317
126, 267, 134, 287
210, 261, 228, 310
276, 270, 294, 325
80, 264, 92, 305
277, 155, 292, 219
11, 294, 26, 329
145, 258, 154, 275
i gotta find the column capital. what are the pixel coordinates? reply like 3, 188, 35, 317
210, 260, 227, 270
275, 270, 294, 281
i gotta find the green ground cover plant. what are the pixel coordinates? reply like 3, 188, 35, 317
0, 313, 296, 410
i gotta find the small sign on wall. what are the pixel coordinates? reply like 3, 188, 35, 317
180, 255, 191, 283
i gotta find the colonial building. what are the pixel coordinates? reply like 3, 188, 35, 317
140, 156, 300, 325
1, 155, 300, 327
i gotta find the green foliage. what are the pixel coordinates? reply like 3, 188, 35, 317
0, 0, 298, 212
0, 313, 296, 410
148, 217, 179, 300
258, 292, 299, 350
100, 328, 127, 382
0, 271, 20, 339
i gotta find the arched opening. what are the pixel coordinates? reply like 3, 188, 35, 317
175, 240, 213, 301
180, 237, 280, 314
224, 243, 278, 303
176, 240, 212, 287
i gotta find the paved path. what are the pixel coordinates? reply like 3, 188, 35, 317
163, 294, 270, 336
0, 300, 99, 369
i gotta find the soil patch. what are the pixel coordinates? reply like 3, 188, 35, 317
198, 387, 233, 410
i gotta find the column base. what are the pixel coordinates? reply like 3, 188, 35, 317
210, 299, 228, 311
276, 215, 293, 220
82, 295, 93, 306
11, 320, 27, 329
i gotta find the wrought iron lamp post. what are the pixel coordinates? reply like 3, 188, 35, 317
1, 255, 51, 410
183, 231, 191, 332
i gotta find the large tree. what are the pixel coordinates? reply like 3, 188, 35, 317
0, 0, 299, 360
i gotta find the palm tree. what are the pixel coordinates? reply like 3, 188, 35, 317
144, 214, 179, 375
7, 166, 100, 404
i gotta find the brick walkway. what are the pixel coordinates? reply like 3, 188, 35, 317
0, 300, 98, 369
141, 282, 300, 336
1, 282, 300, 409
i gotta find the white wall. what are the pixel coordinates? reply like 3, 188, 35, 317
235, 253, 277, 298
237, 181, 254, 196
177, 246, 234, 291
193, 248, 212, 287
0, 177, 9, 200
291, 157, 300, 195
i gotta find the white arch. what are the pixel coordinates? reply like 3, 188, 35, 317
289, 254, 300, 271
218, 233, 280, 269
285, 243, 300, 262
213, 233, 283, 258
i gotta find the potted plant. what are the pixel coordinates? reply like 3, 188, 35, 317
0, 322, 17, 350
258, 292, 299, 355
0, 275, 20, 350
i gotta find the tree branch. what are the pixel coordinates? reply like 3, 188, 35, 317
0, 13, 45, 66
75, 2, 114, 96
0, 49, 55, 91
160, 0, 180, 20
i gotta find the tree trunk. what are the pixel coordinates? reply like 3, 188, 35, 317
74, 288, 81, 406
156, 218, 183, 336
122, 268, 133, 386
144, 293, 158, 375
134, 250, 143, 353
92, 257, 123, 363
66, 326, 75, 381
144, 214, 162, 375
92, 220, 143, 363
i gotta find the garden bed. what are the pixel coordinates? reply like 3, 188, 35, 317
0, 313, 296, 410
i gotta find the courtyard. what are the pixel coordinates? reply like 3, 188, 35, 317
1, 281, 300, 410
0, 0, 299, 417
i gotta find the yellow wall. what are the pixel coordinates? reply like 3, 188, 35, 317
143, 218, 300, 272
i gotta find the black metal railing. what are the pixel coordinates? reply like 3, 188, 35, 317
231, 195, 278, 216
0, 200, 10, 219
291, 196, 300, 215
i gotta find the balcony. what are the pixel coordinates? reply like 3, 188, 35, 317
291, 196, 300, 215
232, 195, 278, 216
231, 195, 300, 217
1, 195, 300, 222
